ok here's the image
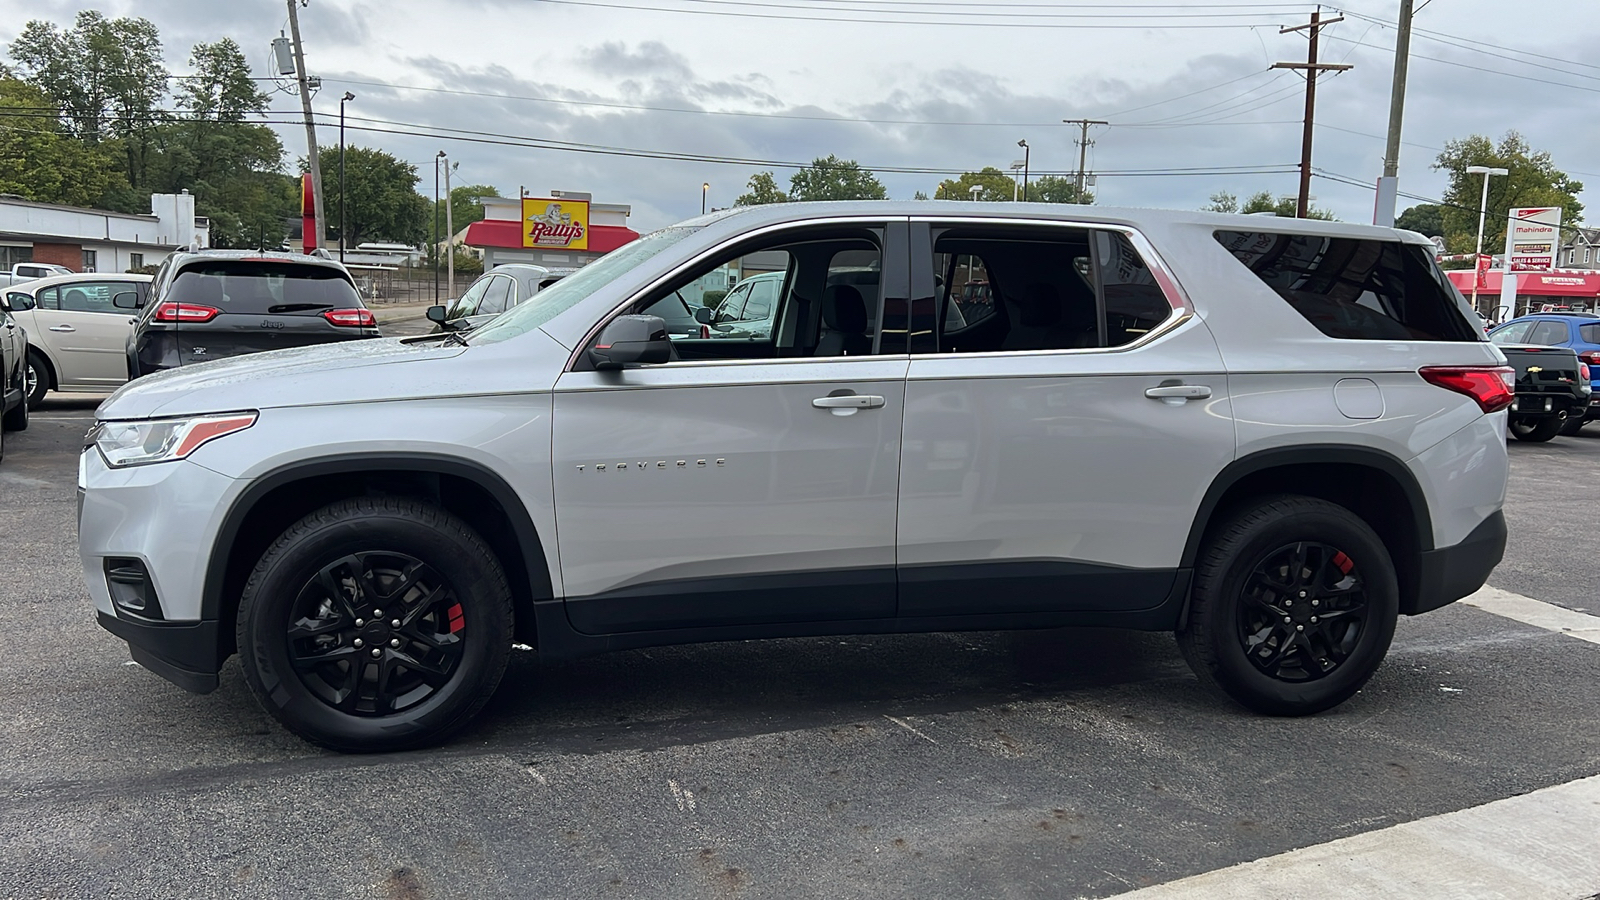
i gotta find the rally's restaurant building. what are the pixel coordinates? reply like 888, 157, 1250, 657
462, 191, 638, 271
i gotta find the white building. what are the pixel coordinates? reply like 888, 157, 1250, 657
0, 191, 211, 274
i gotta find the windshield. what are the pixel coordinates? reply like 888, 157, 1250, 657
468, 226, 702, 345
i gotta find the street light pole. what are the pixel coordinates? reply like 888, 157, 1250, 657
441, 151, 454, 301
702, 182, 709, 215
1017, 139, 1030, 202
433, 152, 442, 305
338, 91, 354, 262
1468, 164, 1509, 317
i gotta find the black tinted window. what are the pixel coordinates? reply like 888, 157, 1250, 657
168, 260, 361, 314
1216, 231, 1479, 341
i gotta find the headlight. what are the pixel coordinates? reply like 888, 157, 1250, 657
89, 412, 258, 468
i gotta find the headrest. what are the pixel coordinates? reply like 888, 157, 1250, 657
1017, 282, 1061, 327
822, 284, 867, 333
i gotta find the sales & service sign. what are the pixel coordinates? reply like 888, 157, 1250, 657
522, 198, 589, 251
1505, 207, 1561, 272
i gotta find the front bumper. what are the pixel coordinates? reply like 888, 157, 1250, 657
1407, 510, 1507, 615
79, 449, 240, 692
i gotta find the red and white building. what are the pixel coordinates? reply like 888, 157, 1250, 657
1445, 269, 1600, 316
463, 191, 639, 270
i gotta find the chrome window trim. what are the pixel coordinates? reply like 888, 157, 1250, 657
908, 215, 1193, 358
565, 215, 904, 371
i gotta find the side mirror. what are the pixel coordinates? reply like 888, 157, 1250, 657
426, 305, 448, 324
112, 291, 143, 310
693, 306, 714, 325
588, 315, 671, 370
8, 294, 33, 312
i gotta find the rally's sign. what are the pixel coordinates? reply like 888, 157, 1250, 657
522, 198, 589, 251
1505, 207, 1561, 272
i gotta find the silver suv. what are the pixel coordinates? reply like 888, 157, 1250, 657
79, 203, 1511, 752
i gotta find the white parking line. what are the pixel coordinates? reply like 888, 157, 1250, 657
1105, 772, 1600, 899
1462, 586, 1600, 647
1105, 588, 1600, 900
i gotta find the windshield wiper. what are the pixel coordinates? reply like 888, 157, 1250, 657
442, 330, 469, 347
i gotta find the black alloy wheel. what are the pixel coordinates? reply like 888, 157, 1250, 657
287, 552, 468, 716
1237, 541, 1367, 682
1177, 495, 1398, 716
237, 497, 513, 752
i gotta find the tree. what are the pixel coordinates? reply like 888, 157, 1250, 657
1029, 175, 1093, 205
934, 167, 1016, 202
313, 146, 429, 247
1204, 189, 1333, 220
177, 38, 268, 123
433, 184, 497, 237
1433, 131, 1584, 256
788, 155, 886, 201
1395, 203, 1446, 238
0, 76, 124, 207
735, 171, 788, 205
10, 11, 168, 189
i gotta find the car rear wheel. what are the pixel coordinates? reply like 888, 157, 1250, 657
1177, 496, 1398, 716
23, 351, 49, 409
1509, 416, 1563, 442
1559, 415, 1586, 437
236, 496, 514, 752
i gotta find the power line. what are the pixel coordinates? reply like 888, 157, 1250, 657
1098, 69, 1273, 118
526, 0, 1311, 28
1336, 8, 1600, 78
1321, 35, 1600, 95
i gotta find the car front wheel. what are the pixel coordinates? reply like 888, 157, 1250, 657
237, 496, 514, 752
1177, 496, 1399, 716
23, 351, 49, 409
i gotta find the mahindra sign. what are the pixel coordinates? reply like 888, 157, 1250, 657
1504, 207, 1561, 272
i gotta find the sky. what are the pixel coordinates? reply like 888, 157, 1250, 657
2, 0, 1597, 233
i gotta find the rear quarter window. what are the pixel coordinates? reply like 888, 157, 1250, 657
1578, 323, 1600, 343
1215, 230, 1480, 342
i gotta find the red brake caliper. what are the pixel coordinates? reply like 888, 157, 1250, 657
447, 603, 465, 634
1331, 551, 1354, 575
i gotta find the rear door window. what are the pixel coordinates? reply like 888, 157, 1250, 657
170, 261, 362, 315
1215, 231, 1480, 341
1528, 320, 1570, 345
56, 281, 134, 314
1579, 323, 1600, 343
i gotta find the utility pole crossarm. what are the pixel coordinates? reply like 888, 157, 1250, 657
1271, 62, 1353, 72
1280, 14, 1344, 32
1062, 118, 1109, 199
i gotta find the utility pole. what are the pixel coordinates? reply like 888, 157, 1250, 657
1376, 0, 1414, 227
285, 0, 326, 252
1062, 119, 1107, 199
1274, 8, 1350, 218
442, 152, 455, 300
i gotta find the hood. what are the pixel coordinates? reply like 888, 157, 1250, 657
97, 337, 470, 420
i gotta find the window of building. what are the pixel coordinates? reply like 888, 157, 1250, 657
0, 246, 32, 269
82, 249, 97, 273
1215, 230, 1480, 342
130, 252, 144, 270
1586, 249, 1592, 265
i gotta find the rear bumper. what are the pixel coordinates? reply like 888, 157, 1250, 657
1510, 392, 1582, 418
1407, 510, 1506, 615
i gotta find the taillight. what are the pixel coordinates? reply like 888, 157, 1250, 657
153, 302, 220, 323
1419, 365, 1515, 414
322, 308, 376, 328
1580, 350, 1600, 366
1583, 363, 1592, 382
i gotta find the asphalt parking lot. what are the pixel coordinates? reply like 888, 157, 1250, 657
2, 388, 1598, 899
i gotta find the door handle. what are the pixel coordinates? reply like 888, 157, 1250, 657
813, 393, 885, 416
1145, 382, 1211, 405
49, 324, 76, 333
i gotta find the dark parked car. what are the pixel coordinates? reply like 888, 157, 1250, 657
426, 264, 566, 333
1494, 342, 1587, 442
127, 251, 379, 378
0, 292, 30, 459
1489, 312, 1600, 434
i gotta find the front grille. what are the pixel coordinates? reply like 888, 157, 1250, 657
105, 558, 163, 619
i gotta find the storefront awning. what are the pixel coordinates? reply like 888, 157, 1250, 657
462, 219, 639, 254
1446, 270, 1600, 298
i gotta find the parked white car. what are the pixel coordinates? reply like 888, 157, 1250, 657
0, 262, 73, 289
4, 272, 152, 406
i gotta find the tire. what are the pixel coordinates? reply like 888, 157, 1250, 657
236, 496, 514, 753
2, 389, 27, 432
1509, 415, 1563, 442
1177, 496, 1399, 717
24, 350, 49, 409
1559, 415, 1586, 437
